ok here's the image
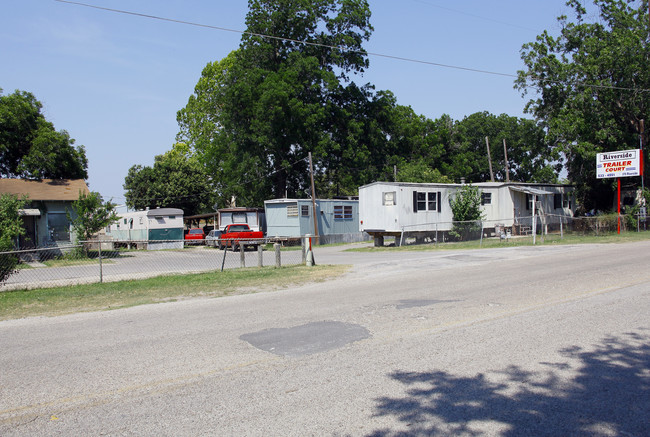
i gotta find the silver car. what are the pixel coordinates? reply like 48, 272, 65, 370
205, 229, 222, 247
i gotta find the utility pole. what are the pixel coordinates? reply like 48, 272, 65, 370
308, 152, 319, 240
485, 136, 495, 182
503, 139, 510, 182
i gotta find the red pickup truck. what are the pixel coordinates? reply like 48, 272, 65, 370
219, 224, 264, 251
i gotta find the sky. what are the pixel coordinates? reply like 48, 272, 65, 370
2, 0, 584, 208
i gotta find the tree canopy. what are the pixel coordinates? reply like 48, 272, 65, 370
123, 143, 215, 216
0, 88, 88, 180
516, 0, 650, 211
447, 112, 561, 184
177, 0, 563, 207
178, 0, 373, 206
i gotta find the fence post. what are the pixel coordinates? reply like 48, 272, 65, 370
220, 244, 228, 272
240, 244, 246, 268
274, 243, 281, 268
258, 243, 263, 267
480, 221, 484, 247
98, 241, 103, 284
560, 216, 564, 239
435, 223, 438, 246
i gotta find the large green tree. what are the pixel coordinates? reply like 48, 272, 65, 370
515, 0, 650, 211
0, 88, 88, 180
123, 143, 215, 216
177, 0, 373, 206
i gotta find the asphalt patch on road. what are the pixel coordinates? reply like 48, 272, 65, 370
444, 254, 493, 262
396, 299, 460, 309
241, 321, 371, 357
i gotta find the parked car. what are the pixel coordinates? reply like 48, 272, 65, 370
219, 224, 264, 251
184, 228, 205, 244
205, 229, 222, 247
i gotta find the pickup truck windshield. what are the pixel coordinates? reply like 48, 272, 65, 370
228, 225, 249, 232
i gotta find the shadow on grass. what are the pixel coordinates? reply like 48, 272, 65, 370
369, 331, 649, 436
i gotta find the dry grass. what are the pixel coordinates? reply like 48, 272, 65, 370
0, 264, 350, 320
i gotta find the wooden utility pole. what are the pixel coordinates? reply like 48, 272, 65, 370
503, 138, 510, 182
485, 136, 495, 182
308, 152, 319, 239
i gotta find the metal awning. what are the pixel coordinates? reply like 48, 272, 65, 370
18, 209, 41, 216
508, 186, 553, 196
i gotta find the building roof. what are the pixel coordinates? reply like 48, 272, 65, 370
146, 208, 183, 217
0, 179, 90, 201
264, 198, 358, 204
359, 181, 574, 190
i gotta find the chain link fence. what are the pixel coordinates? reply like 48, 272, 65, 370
0, 238, 307, 291
394, 213, 649, 246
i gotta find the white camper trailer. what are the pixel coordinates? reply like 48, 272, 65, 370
218, 207, 266, 233
359, 182, 574, 246
106, 208, 184, 250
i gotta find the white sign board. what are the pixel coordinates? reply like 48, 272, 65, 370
596, 149, 642, 179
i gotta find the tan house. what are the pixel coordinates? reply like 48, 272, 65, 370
0, 179, 89, 248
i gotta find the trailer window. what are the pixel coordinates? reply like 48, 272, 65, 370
48, 212, 70, 241
233, 212, 247, 223
428, 192, 437, 210
416, 192, 426, 211
287, 204, 298, 217
413, 191, 441, 212
481, 192, 492, 205
383, 192, 395, 206
334, 205, 353, 220
301, 205, 310, 217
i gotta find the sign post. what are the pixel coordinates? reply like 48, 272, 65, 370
618, 178, 621, 234
596, 149, 643, 234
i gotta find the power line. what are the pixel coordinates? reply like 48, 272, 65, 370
55, 0, 650, 92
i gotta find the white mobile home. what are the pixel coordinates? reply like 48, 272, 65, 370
359, 182, 575, 245
218, 207, 266, 233
106, 208, 184, 250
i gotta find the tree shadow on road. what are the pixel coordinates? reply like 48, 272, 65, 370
369, 331, 650, 436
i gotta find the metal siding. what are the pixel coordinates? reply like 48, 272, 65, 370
359, 183, 400, 232
149, 228, 183, 241
360, 182, 575, 234
265, 203, 301, 237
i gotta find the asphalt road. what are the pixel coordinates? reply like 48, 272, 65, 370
1, 241, 649, 436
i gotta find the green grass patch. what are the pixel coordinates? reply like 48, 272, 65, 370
348, 230, 650, 252
0, 264, 350, 320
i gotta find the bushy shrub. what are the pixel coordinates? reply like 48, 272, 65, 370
449, 185, 485, 241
